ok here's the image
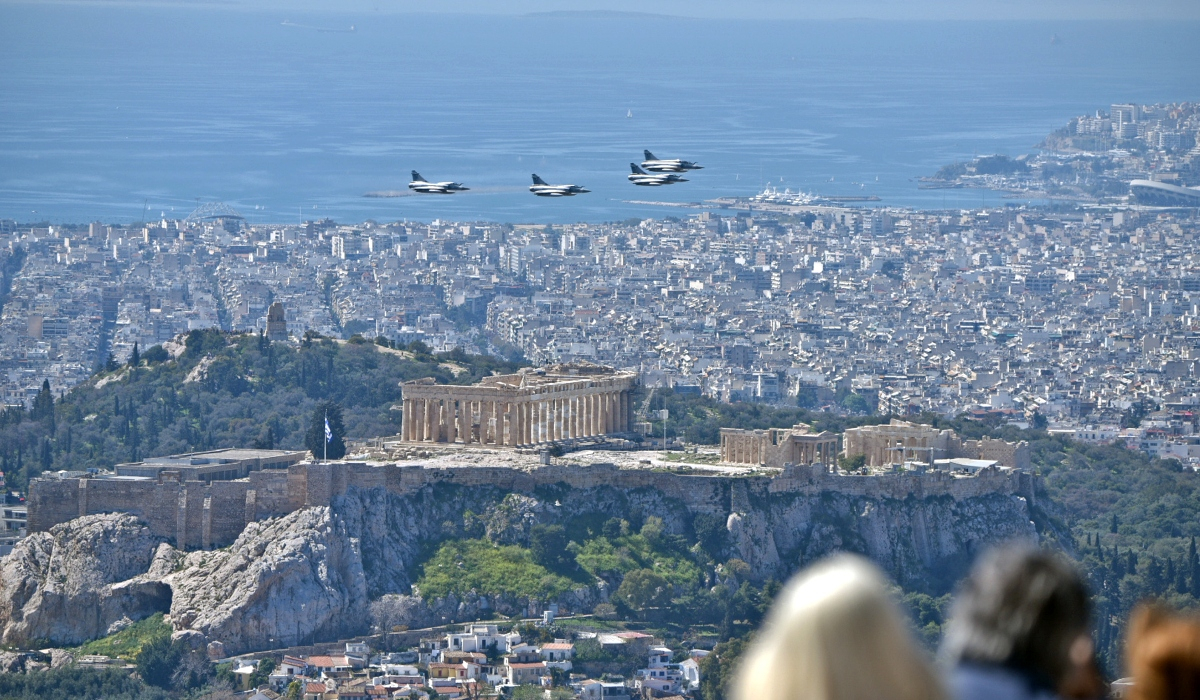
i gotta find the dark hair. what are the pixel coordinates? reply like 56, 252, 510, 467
941, 544, 1091, 687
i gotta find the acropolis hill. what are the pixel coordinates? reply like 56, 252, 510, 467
10, 442, 1043, 652
9, 366, 1040, 654
26, 364, 1033, 550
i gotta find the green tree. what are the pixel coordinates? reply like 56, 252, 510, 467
796, 386, 819, 409
615, 568, 670, 610
30, 379, 54, 422
135, 635, 181, 689
305, 401, 346, 460
248, 657, 277, 688
639, 516, 665, 546
838, 454, 866, 472
130, 342, 140, 367
530, 524, 569, 570
841, 393, 872, 415
699, 635, 750, 700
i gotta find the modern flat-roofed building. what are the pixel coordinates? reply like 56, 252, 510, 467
114, 448, 307, 482
1130, 180, 1200, 207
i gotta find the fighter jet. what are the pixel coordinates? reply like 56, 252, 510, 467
628, 163, 688, 186
408, 171, 469, 194
640, 150, 703, 173
529, 174, 590, 197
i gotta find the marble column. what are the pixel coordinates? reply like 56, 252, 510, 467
549, 399, 558, 441
427, 396, 436, 441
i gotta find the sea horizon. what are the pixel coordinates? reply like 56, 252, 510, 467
2, 7, 1198, 224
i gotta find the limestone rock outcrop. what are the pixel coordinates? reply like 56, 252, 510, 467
0, 471, 1045, 655
0, 513, 170, 646
165, 507, 368, 656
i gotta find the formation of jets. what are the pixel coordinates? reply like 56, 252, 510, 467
407, 151, 702, 197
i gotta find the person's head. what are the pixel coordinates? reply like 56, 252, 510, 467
735, 554, 945, 700
940, 543, 1091, 688
1126, 604, 1200, 700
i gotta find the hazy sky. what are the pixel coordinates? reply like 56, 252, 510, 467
13, 0, 1200, 20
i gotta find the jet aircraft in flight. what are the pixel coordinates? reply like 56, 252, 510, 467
408, 171, 469, 194
640, 150, 703, 173
529, 174, 590, 197
628, 163, 688, 186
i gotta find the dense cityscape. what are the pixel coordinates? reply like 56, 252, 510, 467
6, 132, 1200, 464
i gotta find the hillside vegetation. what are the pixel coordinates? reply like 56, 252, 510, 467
0, 330, 524, 490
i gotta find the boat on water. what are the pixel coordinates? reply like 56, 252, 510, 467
750, 186, 816, 206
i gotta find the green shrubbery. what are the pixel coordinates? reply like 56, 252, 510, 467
0, 666, 170, 700
416, 539, 577, 600
73, 613, 171, 661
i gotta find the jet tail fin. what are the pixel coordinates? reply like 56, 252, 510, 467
411, 171, 423, 182
630, 163, 647, 174
531, 174, 548, 185
644, 150, 657, 161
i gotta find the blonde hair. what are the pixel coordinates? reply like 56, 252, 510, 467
735, 554, 946, 700
1128, 604, 1200, 700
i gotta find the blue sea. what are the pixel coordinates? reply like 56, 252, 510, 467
1, 7, 1198, 224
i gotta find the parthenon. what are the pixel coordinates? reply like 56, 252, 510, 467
399, 362, 637, 447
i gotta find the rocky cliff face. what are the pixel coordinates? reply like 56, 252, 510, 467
165, 507, 369, 655
0, 474, 1041, 654
0, 513, 171, 646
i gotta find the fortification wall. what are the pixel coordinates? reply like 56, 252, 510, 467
29, 458, 1038, 549
26, 478, 79, 533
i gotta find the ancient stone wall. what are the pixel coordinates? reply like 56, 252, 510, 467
25, 478, 78, 533
960, 437, 1032, 471
29, 458, 1039, 549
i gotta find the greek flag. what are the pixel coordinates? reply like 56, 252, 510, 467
325, 417, 333, 443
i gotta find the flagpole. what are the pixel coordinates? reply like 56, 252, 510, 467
324, 409, 328, 463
